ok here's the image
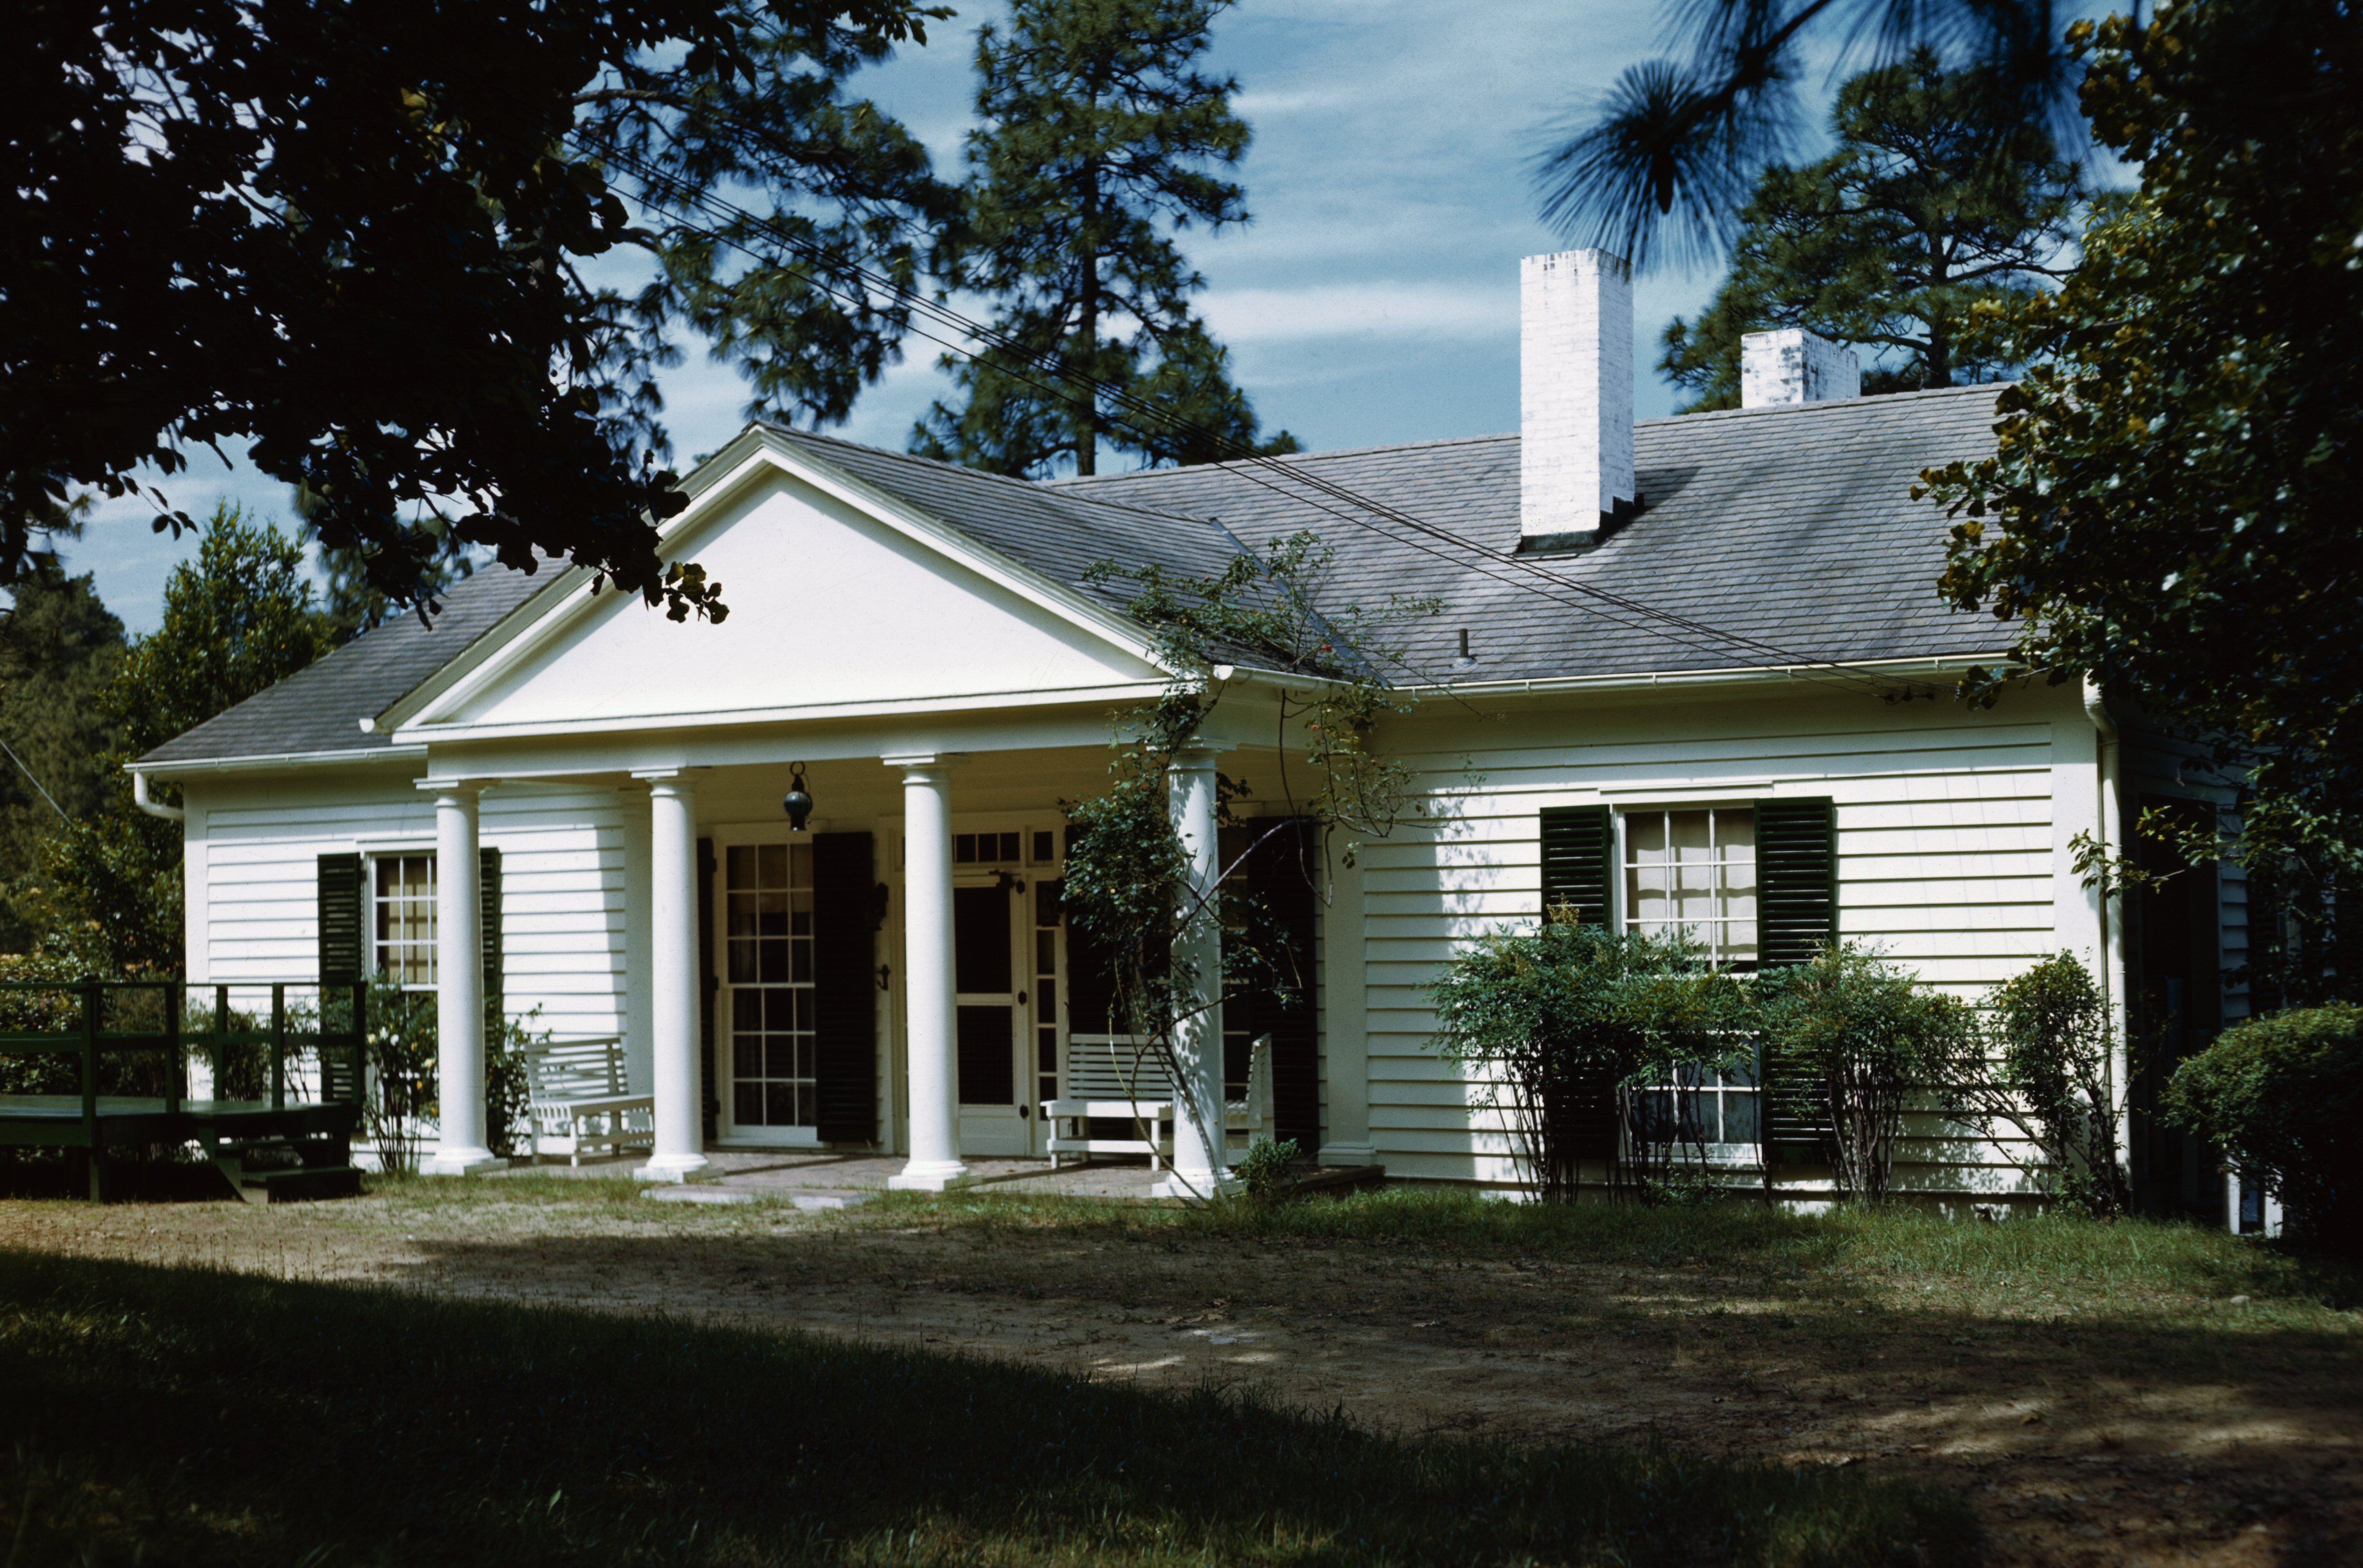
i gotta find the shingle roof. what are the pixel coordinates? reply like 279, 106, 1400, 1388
1050, 383, 2011, 684
140, 385, 2009, 767
137, 559, 560, 767
763, 426, 1244, 612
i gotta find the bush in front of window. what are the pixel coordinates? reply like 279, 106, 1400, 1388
1426, 915, 1751, 1202
2166, 1004, 2363, 1257
1755, 943, 1981, 1204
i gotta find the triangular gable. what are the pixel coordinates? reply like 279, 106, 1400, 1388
387, 432, 1173, 740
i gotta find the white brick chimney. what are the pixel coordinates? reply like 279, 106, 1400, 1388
1740, 328, 1860, 408
1520, 250, 1634, 545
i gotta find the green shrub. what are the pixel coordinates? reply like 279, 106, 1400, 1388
1425, 917, 1750, 1201
1962, 952, 2131, 1217
1234, 1136, 1300, 1200
1757, 944, 1980, 1203
2167, 1004, 2363, 1255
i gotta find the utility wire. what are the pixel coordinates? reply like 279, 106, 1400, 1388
0, 729, 70, 823
586, 137, 1921, 699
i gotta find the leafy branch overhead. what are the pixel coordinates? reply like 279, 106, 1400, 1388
1533, 0, 2077, 270
7, 0, 957, 619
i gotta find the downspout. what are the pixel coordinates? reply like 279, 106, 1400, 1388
131, 770, 185, 823
2083, 677, 2131, 1185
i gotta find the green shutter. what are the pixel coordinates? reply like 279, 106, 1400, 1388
697, 837, 718, 1141
1244, 818, 1321, 1151
1756, 797, 1837, 967
1539, 805, 1613, 927
317, 854, 364, 984
479, 846, 503, 1035
1537, 807, 1617, 1172
1755, 796, 1838, 1163
812, 831, 878, 1144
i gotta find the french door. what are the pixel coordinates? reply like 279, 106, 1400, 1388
716, 837, 822, 1146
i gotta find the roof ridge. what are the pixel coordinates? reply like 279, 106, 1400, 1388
760, 421, 1244, 543
1637, 381, 2011, 428
1050, 428, 1518, 487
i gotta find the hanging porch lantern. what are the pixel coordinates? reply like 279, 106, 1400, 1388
782, 762, 815, 832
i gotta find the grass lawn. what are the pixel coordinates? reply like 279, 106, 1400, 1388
5, 1177, 2358, 1565
0, 1245, 1971, 1567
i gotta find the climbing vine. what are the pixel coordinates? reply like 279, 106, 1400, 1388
1058, 532, 1434, 1195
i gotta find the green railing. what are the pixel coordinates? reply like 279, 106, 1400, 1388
0, 980, 369, 1145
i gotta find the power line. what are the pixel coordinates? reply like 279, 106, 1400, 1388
584, 137, 1920, 700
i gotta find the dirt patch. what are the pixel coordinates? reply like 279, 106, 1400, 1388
5, 1190, 2357, 1567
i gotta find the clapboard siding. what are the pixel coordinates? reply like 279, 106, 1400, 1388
1356, 692, 2070, 1187
193, 776, 628, 1042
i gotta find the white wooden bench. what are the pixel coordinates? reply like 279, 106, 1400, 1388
1045, 1036, 1273, 1169
521, 1036, 653, 1166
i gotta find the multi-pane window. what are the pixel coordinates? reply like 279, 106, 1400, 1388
953, 831, 1023, 866
726, 843, 815, 1129
373, 854, 436, 986
1623, 807, 1760, 1156
1034, 877, 1062, 1112
1623, 807, 1758, 966
1635, 1060, 1761, 1149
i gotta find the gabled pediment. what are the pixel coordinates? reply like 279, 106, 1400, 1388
388, 434, 1172, 739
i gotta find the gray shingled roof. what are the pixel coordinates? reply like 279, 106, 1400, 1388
138, 559, 560, 767
764, 426, 1249, 613
1051, 383, 2011, 685
140, 386, 2009, 767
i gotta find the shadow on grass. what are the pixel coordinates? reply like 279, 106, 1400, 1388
0, 1249, 1973, 1567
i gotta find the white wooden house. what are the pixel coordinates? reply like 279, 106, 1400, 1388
135, 251, 2250, 1212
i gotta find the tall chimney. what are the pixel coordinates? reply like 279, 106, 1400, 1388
1740, 328, 1860, 408
1520, 250, 1634, 546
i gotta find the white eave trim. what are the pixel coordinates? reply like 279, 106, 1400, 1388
131, 744, 430, 779
398, 680, 1178, 747
378, 431, 1177, 740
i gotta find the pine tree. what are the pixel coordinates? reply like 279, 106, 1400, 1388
0, 569, 126, 950
912, 0, 1295, 477
1660, 51, 2080, 412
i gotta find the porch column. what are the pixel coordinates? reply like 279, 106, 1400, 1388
423, 782, 501, 1175
637, 771, 712, 1182
1156, 742, 1237, 1199
887, 754, 971, 1192
617, 787, 655, 1095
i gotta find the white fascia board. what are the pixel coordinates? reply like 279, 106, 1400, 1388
131, 745, 430, 779
382, 432, 1172, 740
402, 679, 1175, 747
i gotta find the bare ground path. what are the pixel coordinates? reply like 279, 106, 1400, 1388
5, 1180, 2358, 1568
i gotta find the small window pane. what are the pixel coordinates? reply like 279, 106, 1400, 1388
1670, 810, 1713, 861
727, 845, 757, 888
758, 843, 787, 886
1630, 812, 1668, 862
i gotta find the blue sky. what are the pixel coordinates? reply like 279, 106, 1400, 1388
64, 0, 1833, 633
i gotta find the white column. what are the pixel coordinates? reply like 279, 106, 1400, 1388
617, 787, 656, 1096
1156, 743, 1237, 1199
636, 772, 713, 1182
887, 754, 971, 1192
423, 782, 502, 1175
1318, 844, 1377, 1166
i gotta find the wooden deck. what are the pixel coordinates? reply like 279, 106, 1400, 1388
0, 978, 369, 1200
0, 1095, 362, 1147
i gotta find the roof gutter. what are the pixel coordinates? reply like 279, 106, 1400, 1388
130, 770, 184, 822
131, 744, 430, 780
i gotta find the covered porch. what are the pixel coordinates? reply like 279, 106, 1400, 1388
412, 722, 1344, 1200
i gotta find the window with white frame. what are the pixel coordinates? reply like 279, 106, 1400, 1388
1623, 806, 1758, 966
373, 854, 436, 986
1622, 806, 1759, 1154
